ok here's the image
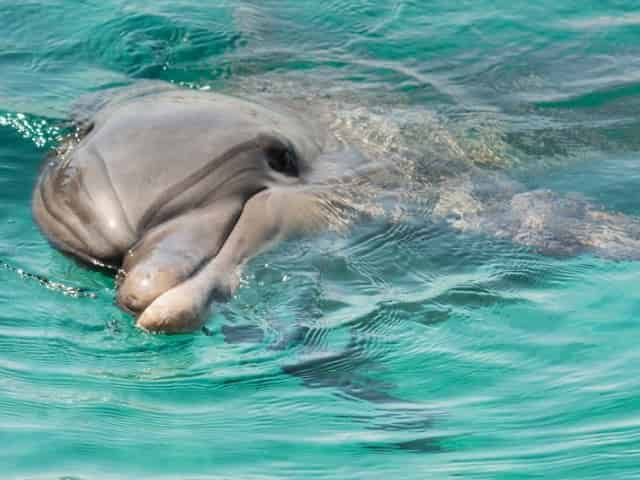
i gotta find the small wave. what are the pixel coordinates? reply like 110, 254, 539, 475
563, 14, 640, 30
0, 260, 97, 299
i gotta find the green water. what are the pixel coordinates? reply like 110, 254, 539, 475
2, 1, 640, 478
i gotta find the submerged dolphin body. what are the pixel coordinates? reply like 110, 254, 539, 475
33, 84, 640, 333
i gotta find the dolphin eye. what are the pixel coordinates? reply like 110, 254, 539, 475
266, 142, 299, 177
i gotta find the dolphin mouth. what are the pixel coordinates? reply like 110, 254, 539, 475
115, 186, 268, 317
136, 134, 280, 233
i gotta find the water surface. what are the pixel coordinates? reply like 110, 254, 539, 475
2, 1, 640, 478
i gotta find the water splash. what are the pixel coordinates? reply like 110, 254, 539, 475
0, 113, 62, 148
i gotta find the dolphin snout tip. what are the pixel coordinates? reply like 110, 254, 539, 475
135, 286, 209, 334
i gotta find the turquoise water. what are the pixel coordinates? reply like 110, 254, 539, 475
2, 1, 640, 478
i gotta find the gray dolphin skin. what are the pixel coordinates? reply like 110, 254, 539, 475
33, 85, 337, 333
32, 83, 640, 334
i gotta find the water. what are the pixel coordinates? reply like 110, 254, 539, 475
2, 1, 640, 478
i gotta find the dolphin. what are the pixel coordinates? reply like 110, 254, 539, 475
32, 83, 640, 334
32, 85, 345, 333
